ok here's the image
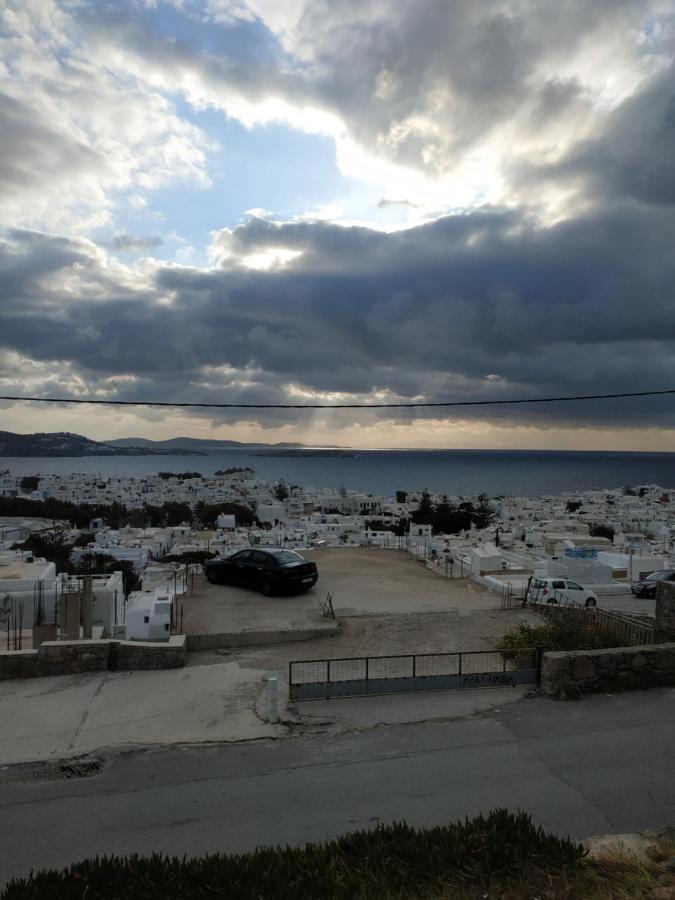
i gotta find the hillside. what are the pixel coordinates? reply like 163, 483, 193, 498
0, 431, 203, 457
107, 436, 307, 450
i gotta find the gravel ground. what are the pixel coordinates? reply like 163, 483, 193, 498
190, 607, 545, 673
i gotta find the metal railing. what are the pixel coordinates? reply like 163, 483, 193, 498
501, 581, 527, 609
526, 592, 655, 646
289, 648, 540, 700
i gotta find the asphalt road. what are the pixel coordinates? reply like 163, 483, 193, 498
1, 689, 673, 887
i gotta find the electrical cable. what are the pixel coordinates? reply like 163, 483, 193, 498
0, 388, 673, 410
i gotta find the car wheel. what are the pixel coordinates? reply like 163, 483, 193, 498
259, 575, 274, 596
585, 597, 597, 608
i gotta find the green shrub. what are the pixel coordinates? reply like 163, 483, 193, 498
497, 620, 623, 654
1, 808, 585, 899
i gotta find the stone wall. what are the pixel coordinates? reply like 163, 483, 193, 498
655, 582, 675, 642
111, 636, 186, 671
541, 642, 675, 697
0, 635, 186, 681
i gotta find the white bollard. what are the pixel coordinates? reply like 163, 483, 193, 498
266, 676, 279, 724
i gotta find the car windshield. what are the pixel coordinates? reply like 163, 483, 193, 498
274, 551, 305, 564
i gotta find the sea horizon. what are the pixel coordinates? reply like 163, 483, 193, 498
2, 448, 675, 498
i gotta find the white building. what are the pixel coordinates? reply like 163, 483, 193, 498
125, 588, 172, 641
0, 558, 58, 628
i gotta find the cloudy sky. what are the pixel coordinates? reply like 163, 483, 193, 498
1, 0, 674, 449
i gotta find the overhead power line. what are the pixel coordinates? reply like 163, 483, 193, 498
0, 388, 674, 410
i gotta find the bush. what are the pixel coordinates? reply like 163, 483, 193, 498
589, 523, 615, 541
497, 620, 624, 654
1, 809, 585, 899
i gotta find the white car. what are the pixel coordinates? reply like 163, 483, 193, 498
526, 576, 597, 607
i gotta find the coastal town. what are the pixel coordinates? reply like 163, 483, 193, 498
1, 466, 673, 645
1, 465, 674, 891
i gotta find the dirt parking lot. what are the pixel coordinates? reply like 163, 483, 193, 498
182, 548, 503, 642
186, 548, 544, 672
303, 547, 498, 615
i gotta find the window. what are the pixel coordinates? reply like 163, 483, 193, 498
143, 616, 149, 624
232, 550, 252, 563
250, 551, 270, 565
552, 580, 565, 589
275, 551, 304, 564
567, 581, 582, 590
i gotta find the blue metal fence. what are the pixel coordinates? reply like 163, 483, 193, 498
289, 648, 540, 700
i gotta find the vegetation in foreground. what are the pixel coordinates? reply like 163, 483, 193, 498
2, 811, 672, 899
496, 619, 626, 654
1, 809, 584, 899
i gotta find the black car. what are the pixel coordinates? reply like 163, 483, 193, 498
204, 548, 318, 596
630, 569, 675, 598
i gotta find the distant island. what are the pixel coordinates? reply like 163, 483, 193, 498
0, 431, 345, 457
107, 436, 310, 451
0, 431, 204, 457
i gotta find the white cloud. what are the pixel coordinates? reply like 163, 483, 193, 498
0, 1, 215, 234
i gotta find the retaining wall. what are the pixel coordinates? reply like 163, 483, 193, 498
541, 642, 675, 697
0, 635, 186, 681
186, 623, 339, 651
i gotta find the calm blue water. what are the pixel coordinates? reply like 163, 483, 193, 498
2, 450, 675, 497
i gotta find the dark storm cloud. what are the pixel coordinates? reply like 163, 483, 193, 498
2, 191, 675, 430
77, 0, 653, 178
518, 65, 675, 208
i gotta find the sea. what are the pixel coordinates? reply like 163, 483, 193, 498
2, 450, 675, 498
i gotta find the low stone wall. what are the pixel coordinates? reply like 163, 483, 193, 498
186, 623, 340, 651
111, 636, 186, 671
541, 642, 675, 697
655, 582, 675, 642
0, 635, 186, 681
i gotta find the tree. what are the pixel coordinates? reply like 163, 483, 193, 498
589, 523, 615, 541
565, 500, 583, 513
195, 502, 256, 527
20, 475, 40, 493
139, 502, 193, 527
623, 485, 637, 496
472, 495, 496, 530
432, 496, 454, 534
274, 482, 289, 501
12, 535, 73, 573
76, 553, 139, 596
412, 491, 435, 525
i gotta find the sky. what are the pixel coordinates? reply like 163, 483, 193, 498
1, 0, 675, 450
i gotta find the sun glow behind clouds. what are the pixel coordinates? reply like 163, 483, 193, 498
2, 0, 675, 449
240, 247, 302, 270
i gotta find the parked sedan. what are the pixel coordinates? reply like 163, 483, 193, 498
204, 548, 318, 596
631, 569, 675, 598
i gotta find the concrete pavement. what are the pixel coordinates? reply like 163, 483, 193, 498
0, 662, 283, 765
0, 689, 672, 887
0, 655, 532, 763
